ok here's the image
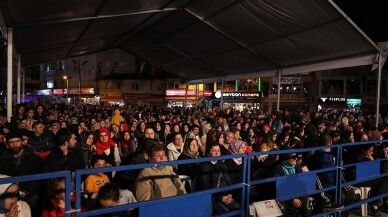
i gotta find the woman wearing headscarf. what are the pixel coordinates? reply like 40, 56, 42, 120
225, 140, 247, 184
0, 175, 31, 217
93, 128, 121, 167
79, 131, 95, 168
225, 140, 251, 204
177, 138, 201, 180
118, 130, 135, 159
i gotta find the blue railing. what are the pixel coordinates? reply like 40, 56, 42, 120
337, 141, 388, 214
247, 145, 341, 217
0, 141, 387, 217
75, 154, 248, 217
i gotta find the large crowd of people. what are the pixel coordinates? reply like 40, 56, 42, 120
0, 101, 387, 217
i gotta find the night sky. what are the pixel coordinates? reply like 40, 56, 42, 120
334, 0, 388, 43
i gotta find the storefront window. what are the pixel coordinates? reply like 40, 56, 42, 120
321, 80, 343, 95
346, 80, 360, 95
237, 79, 258, 91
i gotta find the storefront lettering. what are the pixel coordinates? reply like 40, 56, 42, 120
223, 92, 241, 97
214, 92, 261, 100
320, 97, 346, 102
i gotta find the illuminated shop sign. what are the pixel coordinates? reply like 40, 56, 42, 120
346, 98, 362, 105
166, 89, 212, 96
319, 97, 346, 102
214, 92, 261, 100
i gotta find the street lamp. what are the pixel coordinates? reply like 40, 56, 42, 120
63, 76, 72, 104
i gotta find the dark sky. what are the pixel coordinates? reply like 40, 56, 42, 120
334, 0, 388, 42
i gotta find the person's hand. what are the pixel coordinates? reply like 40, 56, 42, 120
292, 199, 302, 208
343, 186, 352, 191
6, 202, 19, 217
222, 194, 233, 204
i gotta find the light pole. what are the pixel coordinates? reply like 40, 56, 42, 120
63, 76, 72, 104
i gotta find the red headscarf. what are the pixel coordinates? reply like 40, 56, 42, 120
95, 128, 116, 155
120, 122, 129, 132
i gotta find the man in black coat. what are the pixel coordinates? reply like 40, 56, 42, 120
43, 128, 86, 172
0, 130, 42, 214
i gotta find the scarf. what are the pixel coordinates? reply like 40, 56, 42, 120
121, 122, 129, 132
281, 160, 296, 176
227, 140, 246, 165
120, 131, 133, 154
94, 128, 115, 155
182, 138, 200, 159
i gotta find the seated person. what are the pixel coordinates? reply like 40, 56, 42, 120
345, 144, 388, 216
196, 141, 240, 215
273, 153, 310, 217
308, 133, 353, 215
97, 183, 137, 217
85, 155, 110, 195
0, 174, 31, 217
41, 178, 71, 217
135, 143, 185, 201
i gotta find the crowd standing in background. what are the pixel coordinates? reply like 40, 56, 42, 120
0, 101, 387, 216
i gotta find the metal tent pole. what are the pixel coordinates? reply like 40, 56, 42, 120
221, 77, 224, 110
376, 53, 382, 128
276, 69, 282, 111
6, 28, 13, 122
17, 54, 21, 104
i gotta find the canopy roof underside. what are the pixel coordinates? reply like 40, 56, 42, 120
0, 0, 379, 81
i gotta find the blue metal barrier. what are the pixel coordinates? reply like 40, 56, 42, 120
1, 140, 387, 217
247, 145, 340, 217
0, 171, 72, 217
74, 154, 248, 217
338, 140, 388, 214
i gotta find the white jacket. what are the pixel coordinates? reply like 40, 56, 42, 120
166, 142, 183, 161
0, 201, 31, 217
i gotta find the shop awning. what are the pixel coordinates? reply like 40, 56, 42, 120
165, 96, 197, 102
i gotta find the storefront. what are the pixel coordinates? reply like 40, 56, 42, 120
29, 88, 98, 104
317, 97, 361, 112
212, 91, 262, 111
164, 89, 212, 108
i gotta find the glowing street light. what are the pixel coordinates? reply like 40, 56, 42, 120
63, 76, 72, 104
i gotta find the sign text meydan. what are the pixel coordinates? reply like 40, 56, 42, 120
215, 92, 261, 99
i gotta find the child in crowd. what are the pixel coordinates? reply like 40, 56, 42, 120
85, 155, 110, 195
97, 183, 137, 217
41, 178, 74, 217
